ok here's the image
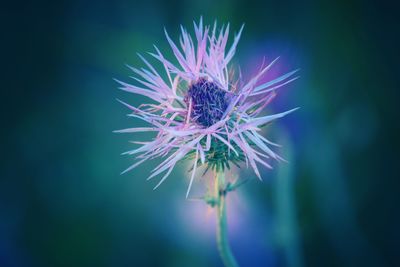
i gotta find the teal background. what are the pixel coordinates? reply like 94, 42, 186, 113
3, 0, 399, 266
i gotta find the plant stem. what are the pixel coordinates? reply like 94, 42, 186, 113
215, 171, 239, 267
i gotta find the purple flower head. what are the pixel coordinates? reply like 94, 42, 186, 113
185, 78, 232, 127
115, 18, 299, 197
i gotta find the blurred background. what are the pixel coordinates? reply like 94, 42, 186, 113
2, 0, 400, 266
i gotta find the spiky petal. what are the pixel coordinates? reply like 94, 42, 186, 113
116, 19, 298, 197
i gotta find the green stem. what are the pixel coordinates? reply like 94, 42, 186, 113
215, 171, 239, 267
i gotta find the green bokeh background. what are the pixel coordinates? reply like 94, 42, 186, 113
3, 0, 399, 266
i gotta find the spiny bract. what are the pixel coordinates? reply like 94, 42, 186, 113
115, 18, 299, 197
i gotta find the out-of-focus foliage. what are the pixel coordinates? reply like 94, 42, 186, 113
3, 0, 399, 267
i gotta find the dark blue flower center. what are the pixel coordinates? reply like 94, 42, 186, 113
184, 78, 231, 127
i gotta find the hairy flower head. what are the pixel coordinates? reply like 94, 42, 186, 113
115, 19, 299, 197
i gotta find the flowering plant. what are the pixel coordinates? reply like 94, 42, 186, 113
116, 19, 298, 267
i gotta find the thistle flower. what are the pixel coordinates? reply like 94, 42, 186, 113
115, 19, 298, 197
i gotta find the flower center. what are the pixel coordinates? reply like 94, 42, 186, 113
185, 78, 230, 127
